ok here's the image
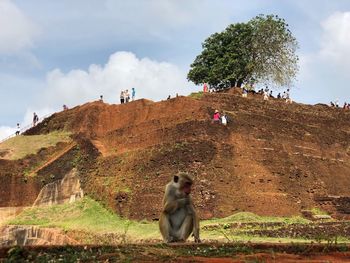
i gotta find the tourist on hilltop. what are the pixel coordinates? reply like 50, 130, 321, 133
277, 93, 281, 99
63, 104, 68, 111
263, 90, 269, 101
167, 95, 171, 100
264, 86, 269, 93
132, 87, 136, 101
15, 123, 20, 136
242, 88, 248, 98
120, 90, 125, 104
221, 112, 228, 126
285, 89, 292, 104
203, 83, 209, 93
33, 112, 39, 127
269, 90, 274, 98
125, 89, 130, 103
335, 99, 339, 108
99, 95, 103, 102
213, 110, 221, 123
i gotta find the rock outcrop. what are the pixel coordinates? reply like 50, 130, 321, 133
0, 225, 78, 246
33, 169, 83, 207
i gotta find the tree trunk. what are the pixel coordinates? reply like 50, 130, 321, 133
237, 79, 243, 87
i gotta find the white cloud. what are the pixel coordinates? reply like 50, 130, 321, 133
43, 51, 195, 108
294, 11, 350, 104
0, 126, 15, 142
0, 0, 39, 54
319, 11, 350, 69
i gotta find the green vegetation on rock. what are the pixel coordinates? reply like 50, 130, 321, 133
0, 131, 72, 160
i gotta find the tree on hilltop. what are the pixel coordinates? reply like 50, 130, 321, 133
187, 14, 299, 89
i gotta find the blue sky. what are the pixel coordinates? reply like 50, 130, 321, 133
1, 0, 350, 139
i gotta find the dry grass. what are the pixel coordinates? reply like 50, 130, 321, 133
0, 131, 72, 160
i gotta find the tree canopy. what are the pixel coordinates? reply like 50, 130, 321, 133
187, 14, 299, 89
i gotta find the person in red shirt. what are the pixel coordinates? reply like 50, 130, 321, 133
203, 83, 208, 93
213, 110, 220, 123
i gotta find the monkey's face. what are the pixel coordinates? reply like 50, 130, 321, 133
182, 181, 192, 195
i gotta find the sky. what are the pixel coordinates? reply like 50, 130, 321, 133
1, 0, 350, 140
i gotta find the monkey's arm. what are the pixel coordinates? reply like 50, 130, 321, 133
163, 197, 189, 214
162, 184, 190, 214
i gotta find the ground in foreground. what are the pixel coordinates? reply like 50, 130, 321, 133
1, 243, 350, 262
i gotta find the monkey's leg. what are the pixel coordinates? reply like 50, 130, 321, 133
159, 214, 174, 243
177, 215, 194, 242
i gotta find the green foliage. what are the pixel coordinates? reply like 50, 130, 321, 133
188, 14, 299, 89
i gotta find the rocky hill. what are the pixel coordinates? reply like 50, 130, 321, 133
1, 88, 350, 221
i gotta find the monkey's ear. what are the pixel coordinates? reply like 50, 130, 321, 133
173, 175, 179, 183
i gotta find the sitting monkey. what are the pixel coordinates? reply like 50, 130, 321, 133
159, 172, 200, 243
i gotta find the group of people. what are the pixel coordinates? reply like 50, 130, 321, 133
14, 112, 39, 136
213, 110, 228, 126
203, 83, 216, 93
120, 88, 136, 104
249, 86, 292, 103
330, 100, 350, 110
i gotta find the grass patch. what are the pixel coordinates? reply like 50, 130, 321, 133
0, 131, 72, 160
201, 212, 309, 226
7, 197, 159, 241
188, 91, 204, 99
310, 207, 329, 216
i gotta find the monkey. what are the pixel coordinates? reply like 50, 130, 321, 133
159, 172, 201, 243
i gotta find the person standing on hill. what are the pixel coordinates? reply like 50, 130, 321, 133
120, 90, 125, 104
335, 99, 339, 108
263, 90, 269, 101
285, 89, 292, 104
15, 123, 20, 135
242, 88, 248, 98
203, 83, 208, 93
33, 112, 39, 127
125, 89, 130, 103
132, 88, 136, 101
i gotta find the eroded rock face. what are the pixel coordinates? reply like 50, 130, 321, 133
0, 225, 78, 246
33, 168, 84, 207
